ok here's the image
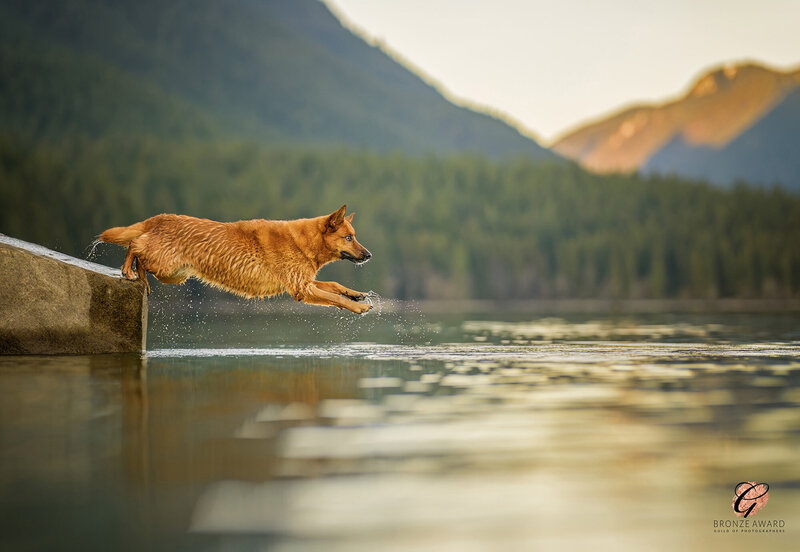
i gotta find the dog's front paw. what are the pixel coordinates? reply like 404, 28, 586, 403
353, 302, 372, 314
346, 291, 368, 301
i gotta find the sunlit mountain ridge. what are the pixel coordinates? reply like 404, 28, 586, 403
553, 62, 800, 188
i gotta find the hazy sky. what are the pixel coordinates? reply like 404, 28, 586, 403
325, 0, 800, 144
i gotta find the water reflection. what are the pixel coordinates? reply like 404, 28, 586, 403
0, 313, 798, 550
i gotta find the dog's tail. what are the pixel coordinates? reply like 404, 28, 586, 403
99, 222, 146, 246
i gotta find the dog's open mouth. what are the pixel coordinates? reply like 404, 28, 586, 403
341, 251, 371, 264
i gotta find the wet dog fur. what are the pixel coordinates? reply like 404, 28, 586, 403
99, 205, 373, 314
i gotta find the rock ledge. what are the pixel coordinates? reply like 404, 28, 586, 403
0, 235, 147, 354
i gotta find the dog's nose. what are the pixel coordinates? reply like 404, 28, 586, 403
363, 250, 372, 260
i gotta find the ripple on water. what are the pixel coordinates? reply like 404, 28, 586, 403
147, 341, 800, 366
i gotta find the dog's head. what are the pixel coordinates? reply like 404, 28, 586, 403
323, 204, 371, 264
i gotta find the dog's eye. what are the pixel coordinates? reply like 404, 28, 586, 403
345, 235, 353, 241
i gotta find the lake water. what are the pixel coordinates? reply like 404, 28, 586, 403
1, 298, 799, 551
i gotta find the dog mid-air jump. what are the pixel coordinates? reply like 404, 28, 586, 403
99, 205, 373, 314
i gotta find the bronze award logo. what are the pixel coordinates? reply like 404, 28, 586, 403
714, 481, 784, 534
714, 481, 784, 533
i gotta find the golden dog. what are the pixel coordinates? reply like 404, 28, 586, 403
99, 205, 373, 314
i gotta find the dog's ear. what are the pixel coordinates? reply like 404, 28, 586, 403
346, 212, 355, 223
326, 204, 347, 231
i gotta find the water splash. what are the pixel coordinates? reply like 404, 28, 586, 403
84, 238, 103, 261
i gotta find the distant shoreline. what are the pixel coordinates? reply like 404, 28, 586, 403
158, 295, 800, 315
402, 298, 800, 314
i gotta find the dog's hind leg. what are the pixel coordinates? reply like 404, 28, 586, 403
121, 246, 137, 280
135, 257, 151, 294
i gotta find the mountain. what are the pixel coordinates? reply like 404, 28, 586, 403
644, 88, 800, 188
552, 62, 800, 182
0, 0, 555, 159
